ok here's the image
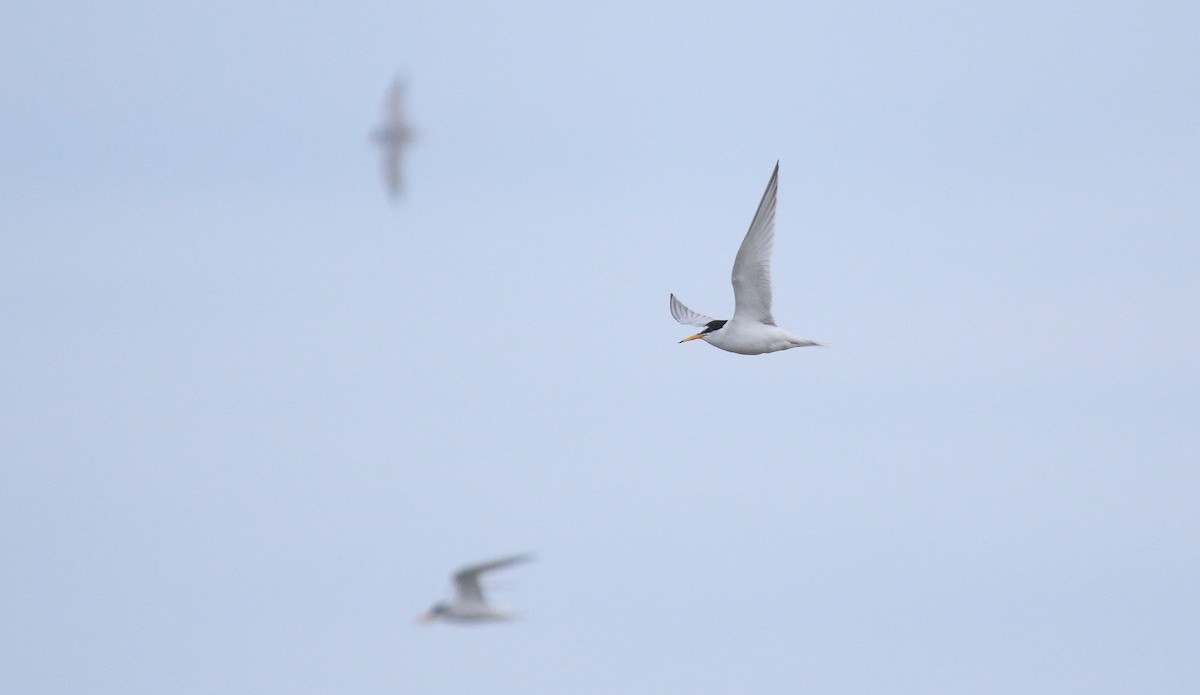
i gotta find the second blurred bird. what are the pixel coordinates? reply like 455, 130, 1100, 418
420, 554, 534, 625
371, 76, 415, 202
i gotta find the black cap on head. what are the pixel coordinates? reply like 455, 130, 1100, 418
703, 320, 727, 334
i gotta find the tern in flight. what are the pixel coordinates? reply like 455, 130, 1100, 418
420, 554, 532, 624
371, 76, 415, 201
670, 162, 821, 355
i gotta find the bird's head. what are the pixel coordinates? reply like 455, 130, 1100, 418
680, 319, 727, 343
419, 602, 449, 624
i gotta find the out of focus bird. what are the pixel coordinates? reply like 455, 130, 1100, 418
371, 76, 415, 201
670, 162, 821, 355
420, 554, 532, 624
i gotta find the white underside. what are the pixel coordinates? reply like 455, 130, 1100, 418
701, 320, 819, 355
440, 604, 515, 623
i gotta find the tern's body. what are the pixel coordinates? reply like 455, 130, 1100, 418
671, 163, 819, 355
696, 318, 815, 355
421, 554, 531, 625
428, 602, 514, 624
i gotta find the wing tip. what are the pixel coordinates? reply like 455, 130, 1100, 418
669, 293, 689, 324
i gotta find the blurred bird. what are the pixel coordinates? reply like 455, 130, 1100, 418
420, 554, 532, 624
670, 162, 821, 354
371, 76, 415, 201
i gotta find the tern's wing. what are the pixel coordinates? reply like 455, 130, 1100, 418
381, 146, 402, 199
669, 294, 715, 327
730, 162, 778, 325
452, 554, 532, 604
383, 77, 404, 120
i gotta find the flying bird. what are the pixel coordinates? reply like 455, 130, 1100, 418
371, 76, 415, 201
670, 162, 820, 355
420, 554, 532, 624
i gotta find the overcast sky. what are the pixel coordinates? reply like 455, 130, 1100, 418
2, 1, 1198, 693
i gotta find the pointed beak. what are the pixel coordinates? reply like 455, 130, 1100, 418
418, 611, 437, 625
679, 332, 706, 343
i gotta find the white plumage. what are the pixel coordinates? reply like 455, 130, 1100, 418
420, 554, 532, 625
670, 163, 820, 355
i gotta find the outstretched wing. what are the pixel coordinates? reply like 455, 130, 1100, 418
669, 294, 716, 327
383, 77, 405, 121
730, 162, 778, 325
452, 554, 533, 604
380, 146, 403, 198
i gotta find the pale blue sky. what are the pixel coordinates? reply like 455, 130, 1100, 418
2, 1, 1198, 693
